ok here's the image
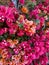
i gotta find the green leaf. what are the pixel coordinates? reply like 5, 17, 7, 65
0, 36, 4, 41
17, 35, 30, 43
18, 24, 23, 28
25, 14, 29, 19
10, 34, 15, 40
17, 37, 24, 42
28, 2, 35, 10
35, 19, 40, 24
3, 33, 8, 39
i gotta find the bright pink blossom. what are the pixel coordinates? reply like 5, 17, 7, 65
19, 0, 25, 5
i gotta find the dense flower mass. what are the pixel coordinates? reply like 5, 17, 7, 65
0, 0, 49, 65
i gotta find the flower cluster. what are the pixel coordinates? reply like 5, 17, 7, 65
0, 30, 49, 65
0, 0, 49, 65
19, 0, 49, 27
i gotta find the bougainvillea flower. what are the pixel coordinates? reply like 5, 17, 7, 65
19, 0, 25, 5
0, 0, 49, 65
